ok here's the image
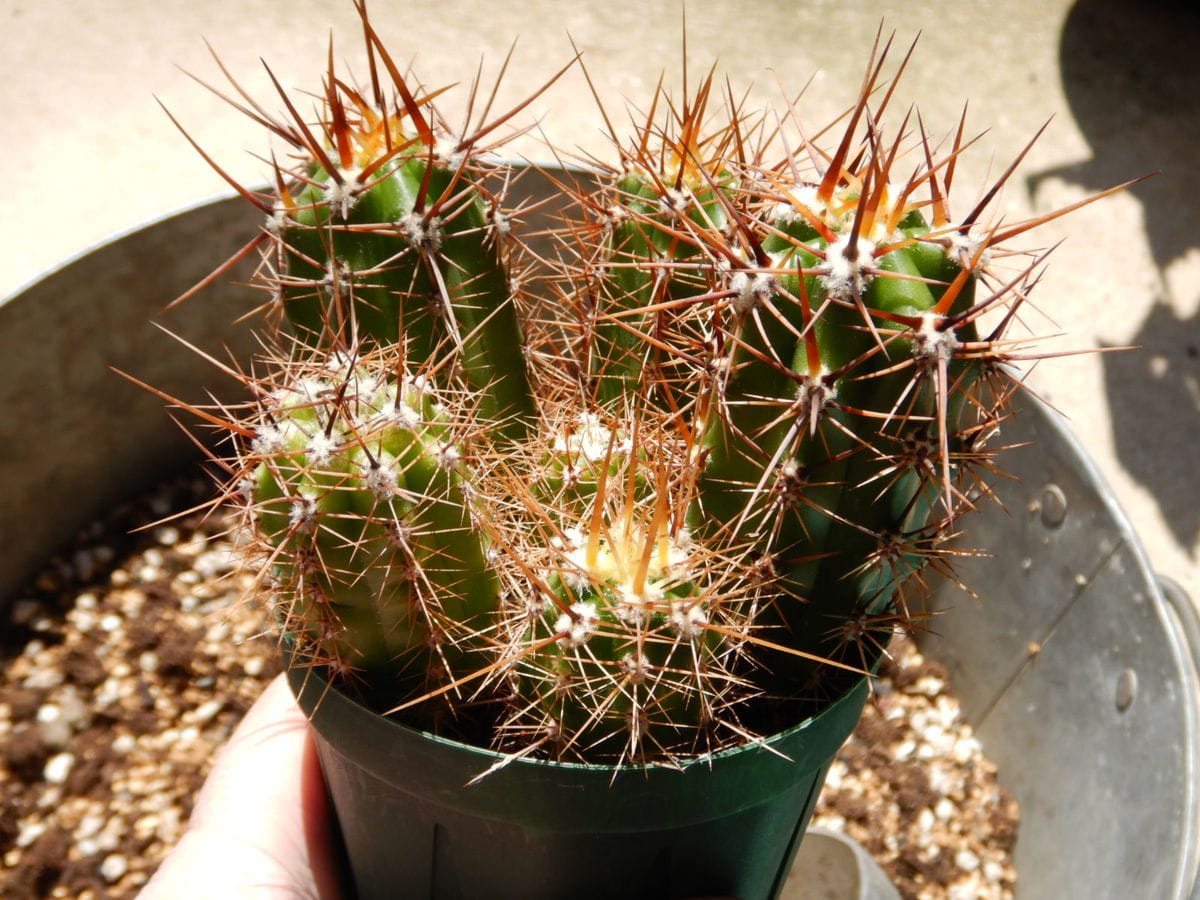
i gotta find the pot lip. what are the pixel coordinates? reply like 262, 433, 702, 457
0, 190, 244, 311
288, 650, 873, 776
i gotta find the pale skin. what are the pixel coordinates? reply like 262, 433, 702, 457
139, 676, 739, 900
139, 674, 343, 899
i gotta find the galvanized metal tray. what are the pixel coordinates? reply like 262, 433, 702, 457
2, 175, 1196, 898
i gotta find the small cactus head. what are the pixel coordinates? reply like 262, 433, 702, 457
158, 9, 1139, 766
482, 403, 767, 761
233, 347, 502, 725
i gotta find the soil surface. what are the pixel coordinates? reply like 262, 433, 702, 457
0, 477, 1018, 899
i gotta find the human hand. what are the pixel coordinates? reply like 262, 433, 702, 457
139, 673, 343, 899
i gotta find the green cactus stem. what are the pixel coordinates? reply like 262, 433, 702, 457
176, 18, 582, 444
164, 12, 1139, 765
566, 49, 1037, 698
273, 139, 536, 441
486, 404, 761, 761
244, 350, 499, 716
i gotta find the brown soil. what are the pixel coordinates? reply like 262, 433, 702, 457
813, 651, 1020, 898
0, 477, 1018, 898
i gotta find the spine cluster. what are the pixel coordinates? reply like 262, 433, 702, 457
172, 11, 1124, 764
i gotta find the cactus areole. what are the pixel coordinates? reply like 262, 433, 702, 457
159, 7, 1135, 896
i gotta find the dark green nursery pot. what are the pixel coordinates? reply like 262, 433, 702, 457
288, 666, 869, 900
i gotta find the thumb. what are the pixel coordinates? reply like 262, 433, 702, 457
140, 673, 342, 899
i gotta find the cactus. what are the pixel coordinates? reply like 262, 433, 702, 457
168, 11, 1135, 764
267, 87, 539, 442
245, 350, 500, 721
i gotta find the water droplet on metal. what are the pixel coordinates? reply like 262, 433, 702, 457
1040, 484, 1068, 528
1116, 668, 1138, 712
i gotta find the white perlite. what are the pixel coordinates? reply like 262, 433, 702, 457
100, 853, 129, 884
43, 752, 74, 785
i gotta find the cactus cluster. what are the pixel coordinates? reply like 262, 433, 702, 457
168, 8, 1128, 765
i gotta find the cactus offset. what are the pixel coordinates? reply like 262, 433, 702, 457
165, 11, 1135, 765
244, 350, 498, 720
245, 23, 552, 444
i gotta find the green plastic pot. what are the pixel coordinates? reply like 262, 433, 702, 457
287, 665, 869, 900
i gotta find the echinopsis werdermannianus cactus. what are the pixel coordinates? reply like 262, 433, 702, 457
165, 12, 1135, 765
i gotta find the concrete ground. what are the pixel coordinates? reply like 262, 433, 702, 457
3, 0, 1197, 605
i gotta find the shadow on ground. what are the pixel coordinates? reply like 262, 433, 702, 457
1027, 0, 1200, 552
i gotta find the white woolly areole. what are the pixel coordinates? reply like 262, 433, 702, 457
769, 184, 821, 226
254, 418, 308, 456
486, 201, 511, 236
408, 374, 432, 398
362, 380, 417, 430
716, 245, 750, 273
320, 350, 359, 382
353, 374, 391, 413
362, 452, 399, 500
558, 462, 582, 489
306, 431, 338, 467
252, 423, 286, 456
778, 458, 801, 483
324, 168, 362, 220
560, 531, 601, 595
434, 138, 465, 171
383, 400, 421, 431
402, 213, 443, 252
436, 442, 461, 471
555, 601, 600, 647
670, 600, 708, 639
555, 525, 583, 552
794, 370, 837, 433
729, 272, 778, 316
552, 412, 629, 463
620, 652, 650, 683
945, 230, 991, 267
798, 369, 836, 401
658, 186, 692, 217
602, 203, 628, 232
265, 205, 290, 236
671, 526, 693, 556
820, 235, 876, 299
298, 376, 335, 405
288, 496, 319, 532
912, 313, 959, 365
706, 352, 733, 383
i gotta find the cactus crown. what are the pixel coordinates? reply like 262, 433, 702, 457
164, 10, 1132, 766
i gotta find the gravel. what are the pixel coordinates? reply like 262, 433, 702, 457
812, 640, 1018, 898
0, 477, 1018, 898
